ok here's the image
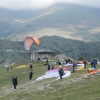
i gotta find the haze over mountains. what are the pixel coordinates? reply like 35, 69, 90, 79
0, 3, 100, 42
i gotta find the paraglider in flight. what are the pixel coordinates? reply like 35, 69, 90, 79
24, 36, 40, 51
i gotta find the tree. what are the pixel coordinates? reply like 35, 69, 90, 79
78, 56, 85, 61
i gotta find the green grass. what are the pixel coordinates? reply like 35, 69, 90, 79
0, 62, 100, 100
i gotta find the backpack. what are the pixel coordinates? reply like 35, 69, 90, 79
59, 68, 64, 75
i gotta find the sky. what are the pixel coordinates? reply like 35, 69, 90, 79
0, 0, 100, 10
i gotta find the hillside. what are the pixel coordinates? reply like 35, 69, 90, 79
0, 4, 100, 41
0, 61, 100, 100
37, 36, 100, 61
0, 39, 30, 65
0, 36, 100, 65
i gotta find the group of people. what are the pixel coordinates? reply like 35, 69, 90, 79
29, 63, 33, 80
58, 59, 98, 80
90, 59, 97, 69
83, 59, 97, 70
12, 63, 33, 89
59, 58, 98, 79
11, 58, 98, 89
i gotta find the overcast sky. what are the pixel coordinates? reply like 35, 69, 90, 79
0, 0, 100, 10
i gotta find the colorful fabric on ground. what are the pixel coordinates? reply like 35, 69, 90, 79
36, 67, 71, 81
15, 65, 27, 68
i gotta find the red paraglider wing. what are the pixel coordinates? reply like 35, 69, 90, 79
24, 37, 40, 51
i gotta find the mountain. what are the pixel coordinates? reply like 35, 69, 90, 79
39, 36, 100, 61
0, 36, 100, 65
0, 3, 100, 41
0, 39, 30, 65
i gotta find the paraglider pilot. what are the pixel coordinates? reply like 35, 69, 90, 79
12, 77, 18, 89
29, 71, 33, 80
58, 66, 64, 79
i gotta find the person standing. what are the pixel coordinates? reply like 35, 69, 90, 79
12, 77, 18, 89
46, 58, 48, 65
29, 71, 33, 80
84, 60, 87, 70
66, 59, 68, 64
29, 63, 33, 70
90, 60, 94, 68
58, 66, 64, 80
47, 64, 51, 70
93, 60, 97, 69
57, 58, 59, 65
72, 62, 76, 72
7, 68, 9, 72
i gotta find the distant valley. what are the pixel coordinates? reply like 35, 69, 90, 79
0, 3, 100, 42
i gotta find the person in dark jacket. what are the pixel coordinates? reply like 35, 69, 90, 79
29, 71, 33, 80
58, 62, 61, 65
45, 58, 48, 65
84, 60, 87, 70
47, 64, 51, 70
91, 60, 94, 68
93, 60, 97, 69
12, 77, 18, 89
72, 62, 76, 72
29, 63, 33, 70
58, 66, 64, 79
7, 68, 9, 72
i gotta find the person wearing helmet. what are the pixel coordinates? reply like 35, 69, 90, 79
58, 66, 64, 79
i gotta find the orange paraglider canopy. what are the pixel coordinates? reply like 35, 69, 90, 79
24, 36, 40, 51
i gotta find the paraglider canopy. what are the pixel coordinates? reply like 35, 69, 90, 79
24, 36, 40, 51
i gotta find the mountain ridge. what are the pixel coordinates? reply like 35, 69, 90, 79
0, 3, 100, 42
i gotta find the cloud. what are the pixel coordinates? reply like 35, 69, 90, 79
0, 0, 100, 10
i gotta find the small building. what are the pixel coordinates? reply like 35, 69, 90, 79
31, 49, 56, 61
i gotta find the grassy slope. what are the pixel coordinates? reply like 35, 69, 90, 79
0, 61, 100, 100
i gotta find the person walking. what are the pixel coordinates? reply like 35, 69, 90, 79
58, 66, 64, 80
12, 77, 18, 89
